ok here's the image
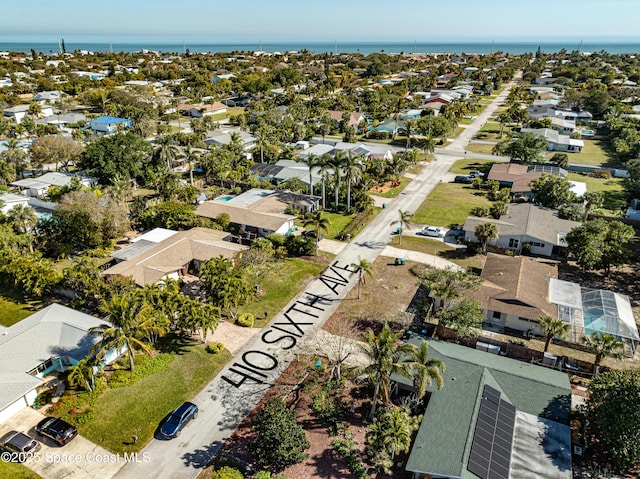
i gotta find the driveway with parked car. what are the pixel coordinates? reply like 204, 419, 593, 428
0, 407, 124, 479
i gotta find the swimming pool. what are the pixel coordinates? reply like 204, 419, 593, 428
581, 129, 594, 136
216, 196, 233, 202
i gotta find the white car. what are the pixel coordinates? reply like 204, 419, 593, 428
419, 226, 445, 238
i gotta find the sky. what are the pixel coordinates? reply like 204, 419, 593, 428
2, 0, 640, 43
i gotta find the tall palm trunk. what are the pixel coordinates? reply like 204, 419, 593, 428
368, 380, 380, 419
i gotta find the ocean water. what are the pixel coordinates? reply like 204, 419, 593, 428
2, 40, 640, 55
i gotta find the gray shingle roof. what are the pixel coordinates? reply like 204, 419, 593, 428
0, 304, 109, 413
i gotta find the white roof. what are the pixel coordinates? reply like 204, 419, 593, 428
569, 181, 587, 197
131, 227, 178, 244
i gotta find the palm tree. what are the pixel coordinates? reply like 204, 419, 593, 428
67, 357, 97, 392
496, 111, 512, 138
405, 118, 416, 150
413, 339, 445, 399
366, 406, 421, 473
7, 204, 38, 234
390, 210, 414, 245
28, 102, 42, 119
303, 211, 331, 255
342, 153, 363, 212
300, 153, 322, 196
422, 134, 436, 159
582, 191, 604, 221
581, 331, 624, 374
327, 151, 346, 210
319, 157, 333, 209
474, 222, 499, 254
154, 135, 182, 169
358, 322, 420, 418
539, 315, 570, 352
109, 173, 133, 210
350, 257, 373, 300
0, 159, 15, 185
90, 293, 161, 371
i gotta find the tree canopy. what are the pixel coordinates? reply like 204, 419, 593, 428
530, 174, 577, 209
565, 219, 635, 274
585, 369, 640, 472
492, 132, 549, 164
251, 397, 310, 472
78, 132, 154, 185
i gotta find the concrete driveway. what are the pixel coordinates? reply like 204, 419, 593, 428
0, 407, 125, 479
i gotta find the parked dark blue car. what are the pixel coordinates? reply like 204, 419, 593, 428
160, 402, 198, 439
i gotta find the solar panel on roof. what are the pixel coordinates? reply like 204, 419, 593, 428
467, 385, 516, 479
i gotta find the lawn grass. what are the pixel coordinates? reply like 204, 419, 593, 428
240, 257, 329, 327
448, 158, 497, 176
466, 143, 497, 154
474, 122, 507, 141
78, 340, 232, 455
451, 126, 465, 138
397, 236, 485, 271
551, 138, 619, 168
0, 290, 43, 327
413, 182, 492, 227
0, 462, 43, 479
319, 212, 356, 239
567, 172, 627, 213
459, 117, 474, 125
206, 106, 245, 121
369, 177, 411, 198
407, 162, 426, 175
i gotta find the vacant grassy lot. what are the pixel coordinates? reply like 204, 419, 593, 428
240, 257, 329, 327
0, 462, 42, 479
413, 183, 492, 227
551, 138, 619, 167
206, 106, 245, 121
398, 236, 485, 271
78, 340, 232, 455
567, 172, 628, 213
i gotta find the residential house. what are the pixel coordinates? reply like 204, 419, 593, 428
102, 227, 247, 287
204, 129, 256, 151
11, 172, 98, 198
402, 339, 572, 479
463, 203, 581, 257
326, 110, 366, 130
177, 102, 227, 118
468, 253, 559, 335
462, 254, 639, 354
0, 304, 119, 424
521, 128, 584, 153
374, 119, 406, 137
4, 105, 31, 124
89, 115, 132, 134
0, 192, 31, 214
401, 109, 423, 120
71, 71, 106, 81
251, 159, 322, 189
35, 113, 86, 131
33, 90, 63, 104
549, 117, 576, 135
196, 188, 313, 239
486, 163, 568, 198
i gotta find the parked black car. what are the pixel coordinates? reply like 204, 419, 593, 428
160, 402, 198, 439
0, 431, 41, 461
35, 417, 78, 446
454, 175, 473, 184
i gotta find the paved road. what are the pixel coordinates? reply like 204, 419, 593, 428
113, 79, 517, 479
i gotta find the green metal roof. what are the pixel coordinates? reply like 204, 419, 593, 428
403, 339, 571, 478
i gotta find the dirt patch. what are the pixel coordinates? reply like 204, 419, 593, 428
369, 181, 400, 194
324, 257, 424, 339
